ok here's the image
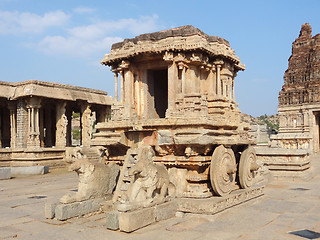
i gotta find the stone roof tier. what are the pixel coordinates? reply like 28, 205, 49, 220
0, 80, 112, 105
101, 25, 245, 70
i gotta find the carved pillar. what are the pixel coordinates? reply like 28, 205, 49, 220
7, 102, 16, 148
178, 62, 186, 95
215, 64, 222, 96
232, 74, 236, 100
166, 61, 177, 116
16, 99, 27, 148
113, 71, 119, 101
80, 103, 92, 147
124, 69, 134, 119
55, 101, 67, 148
26, 97, 42, 148
222, 78, 226, 97
208, 67, 216, 96
120, 70, 124, 104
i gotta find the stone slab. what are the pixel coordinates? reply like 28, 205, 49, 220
155, 200, 178, 222
106, 211, 119, 230
119, 207, 156, 232
44, 201, 58, 219
178, 186, 264, 214
11, 166, 49, 175
55, 198, 102, 221
0, 167, 11, 180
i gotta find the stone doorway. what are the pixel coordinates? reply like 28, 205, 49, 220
0, 107, 11, 148
147, 69, 168, 118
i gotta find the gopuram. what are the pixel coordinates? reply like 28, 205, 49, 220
256, 23, 317, 179
0, 80, 112, 167
272, 23, 320, 153
47, 25, 265, 232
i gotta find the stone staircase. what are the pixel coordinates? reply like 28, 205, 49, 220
81, 146, 102, 162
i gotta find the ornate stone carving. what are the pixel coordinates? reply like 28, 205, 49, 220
129, 147, 171, 206
60, 158, 119, 204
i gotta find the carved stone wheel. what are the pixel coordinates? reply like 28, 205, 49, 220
210, 145, 237, 196
239, 146, 259, 189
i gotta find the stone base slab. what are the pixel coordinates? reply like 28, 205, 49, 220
108, 200, 178, 232
45, 198, 103, 221
0, 167, 11, 180
178, 186, 264, 214
11, 166, 49, 175
255, 147, 311, 180
108, 187, 263, 232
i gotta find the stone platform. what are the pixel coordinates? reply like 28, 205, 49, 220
107, 186, 264, 232
178, 186, 264, 215
255, 147, 311, 180
1, 160, 320, 239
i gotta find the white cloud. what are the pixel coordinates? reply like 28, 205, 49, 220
73, 7, 96, 14
0, 10, 69, 34
35, 14, 161, 58
37, 35, 123, 58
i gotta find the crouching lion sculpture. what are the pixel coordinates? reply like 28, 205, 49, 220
60, 158, 119, 204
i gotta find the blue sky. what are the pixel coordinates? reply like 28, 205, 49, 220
0, 0, 319, 116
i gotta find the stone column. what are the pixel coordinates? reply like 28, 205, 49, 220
222, 78, 226, 97
120, 70, 124, 104
124, 69, 134, 119
26, 97, 42, 149
166, 61, 177, 117
113, 71, 119, 101
232, 78, 235, 100
7, 101, 16, 148
214, 61, 223, 96
208, 67, 216, 96
178, 63, 187, 95
16, 99, 28, 148
134, 74, 141, 116
55, 101, 67, 148
80, 103, 92, 147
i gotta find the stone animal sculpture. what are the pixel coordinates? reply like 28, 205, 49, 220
60, 158, 119, 204
128, 145, 171, 206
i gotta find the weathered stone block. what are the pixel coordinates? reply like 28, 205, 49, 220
178, 186, 264, 215
55, 198, 102, 221
0, 167, 11, 180
155, 200, 178, 222
45, 201, 58, 219
119, 207, 156, 232
106, 211, 119, 230
11, 166, 49, 175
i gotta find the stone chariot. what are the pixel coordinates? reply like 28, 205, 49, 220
92, 26, 259, 203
